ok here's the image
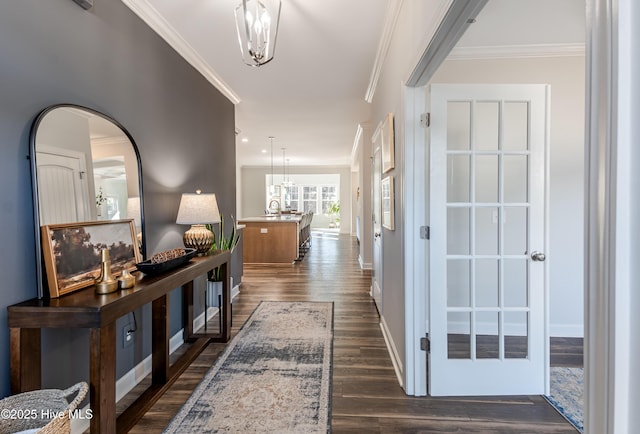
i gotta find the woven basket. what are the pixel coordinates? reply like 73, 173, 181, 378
0, 382, 88, 434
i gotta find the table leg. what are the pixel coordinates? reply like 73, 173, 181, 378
152, 294, 169, 385
220, 262, 231, 341
90, 324, 116, 434
9, 328, 41, 394
182, 281, 195, 341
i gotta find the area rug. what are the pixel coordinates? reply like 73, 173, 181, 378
545, 367, 584, 432
164, 301, 334, 433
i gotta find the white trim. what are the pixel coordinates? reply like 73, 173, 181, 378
358, 255, 372, 270
72, 328, 185, 434
585, 1, 639, 432
70, 408, 93, 433
550, 324, 584, 338
120, 0, 241, 104
71, 285, 242, 433
402, 85, 427, 396
543, 84, 552, 396
380, 316, 404, 388
406, 0, 487, 87
351, 124, 364, 168
448, 43, 585, 61
364, 0, 404, 103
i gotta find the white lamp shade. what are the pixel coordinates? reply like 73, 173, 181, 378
176, 193, 221, 225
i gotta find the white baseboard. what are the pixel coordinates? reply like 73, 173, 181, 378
72, 284, 241, 434
72, 327, 185, 434
550, 324, 584, 338
380, 316, 404, 388
358, 255, 372, 270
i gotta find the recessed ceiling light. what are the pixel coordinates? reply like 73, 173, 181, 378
241, 137, 249, 143
261, 149, 267, 153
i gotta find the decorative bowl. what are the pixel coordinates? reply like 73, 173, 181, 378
135, 248, 197, 276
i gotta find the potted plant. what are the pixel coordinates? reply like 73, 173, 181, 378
326, 201, 340, 228
205, 214, 240, 307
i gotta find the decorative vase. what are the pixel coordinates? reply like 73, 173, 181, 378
95, 249, 118, 294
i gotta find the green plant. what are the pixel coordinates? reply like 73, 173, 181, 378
96, 187, 106, 206
326, 201, 340, 222
206, 214, 240, 281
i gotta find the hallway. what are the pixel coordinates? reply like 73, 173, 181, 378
129, 233, 577, 433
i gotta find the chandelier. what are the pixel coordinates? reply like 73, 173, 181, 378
234, 0, 282, 67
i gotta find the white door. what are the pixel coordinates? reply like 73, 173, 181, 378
429, 84, 549, 396
371, 145, 383, 311
36, 150, 90, 225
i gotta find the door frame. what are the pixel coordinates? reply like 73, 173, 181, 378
403, 0, 638, 431
371, 144, 383, 312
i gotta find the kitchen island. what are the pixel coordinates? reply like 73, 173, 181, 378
238, 214, 309, 263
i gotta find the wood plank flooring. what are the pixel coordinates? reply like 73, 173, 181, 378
127, 232, 580, 433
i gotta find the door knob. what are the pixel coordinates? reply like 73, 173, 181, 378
374, 232, 381, 238
531, 251, 546, 262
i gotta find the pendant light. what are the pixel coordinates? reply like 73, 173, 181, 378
234, 0, 282, 67
268, 136, 275, 195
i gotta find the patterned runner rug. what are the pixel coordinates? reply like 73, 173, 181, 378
545, 367, 584, 432
164, 301, 334, 433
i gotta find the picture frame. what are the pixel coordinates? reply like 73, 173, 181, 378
381, 112, 395, 173
382, 176, 395, 230
41, 219, 141, 298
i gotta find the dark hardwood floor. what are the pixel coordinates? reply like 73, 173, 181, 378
127, 232, 580, 433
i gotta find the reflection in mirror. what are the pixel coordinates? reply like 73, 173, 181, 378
31, 105, 145, 297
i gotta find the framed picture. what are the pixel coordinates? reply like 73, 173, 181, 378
382, 176, 395, 230
41, 219, 141, 298
381, 112, 395, 173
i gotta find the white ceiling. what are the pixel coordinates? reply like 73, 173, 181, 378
126, 0, 389, 167
123, 0, 584, 169
455, 0, 584, 49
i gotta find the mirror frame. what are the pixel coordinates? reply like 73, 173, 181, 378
29, 104, 146, 298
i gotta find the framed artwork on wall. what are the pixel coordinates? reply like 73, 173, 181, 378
382, 176, 395, 230
381, 112, 395, 173
41, 219, 141, 297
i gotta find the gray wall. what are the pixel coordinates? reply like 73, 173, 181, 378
0, 0, 235, 395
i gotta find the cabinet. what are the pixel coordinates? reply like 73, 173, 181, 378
8, 251, 231, 434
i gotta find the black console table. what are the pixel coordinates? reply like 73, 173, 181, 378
8, 251, 231, 434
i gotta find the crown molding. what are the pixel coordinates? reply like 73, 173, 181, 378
121, 0, 241, 105
92, 137, 129, 147
364, 0, 404, 103
448, 43, 586, 60
351, 124, 364, 165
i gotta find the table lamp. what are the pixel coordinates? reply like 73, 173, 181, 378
176, 190, 221, 255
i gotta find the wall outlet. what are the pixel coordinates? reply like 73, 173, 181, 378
123, 324, 134, 348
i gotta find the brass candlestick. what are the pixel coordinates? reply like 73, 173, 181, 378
95, 248, 118, 294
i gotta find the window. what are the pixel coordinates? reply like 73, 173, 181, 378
283, 185, 299, 211
263, 177, 339, 219
321, 186, 338, 213
302, 186, 318, 213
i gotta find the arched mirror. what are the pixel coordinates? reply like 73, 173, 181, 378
30, 104, 145, 298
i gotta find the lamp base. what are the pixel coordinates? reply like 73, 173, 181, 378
183, 224, 213, 255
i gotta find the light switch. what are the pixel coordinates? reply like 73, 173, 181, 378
260, 228, 268, 234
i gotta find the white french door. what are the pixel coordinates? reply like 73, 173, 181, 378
428, 84, 549, 396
